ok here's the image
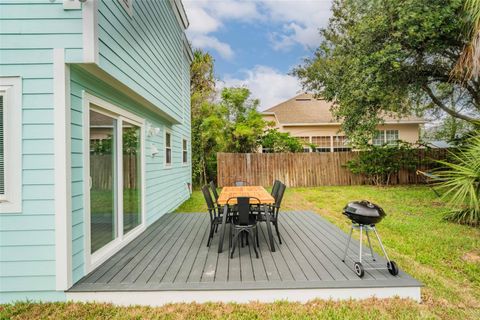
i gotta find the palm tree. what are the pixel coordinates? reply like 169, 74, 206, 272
435, 134, 480, 226
453, 0, 480, 80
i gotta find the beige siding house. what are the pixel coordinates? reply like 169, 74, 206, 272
261, 93, 425, 152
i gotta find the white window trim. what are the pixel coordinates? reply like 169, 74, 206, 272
164, 128, 172, 168
118, 0, 133, 16
83, 92, 146, 274
0, 77, 22, 213
182, 138, 188, 165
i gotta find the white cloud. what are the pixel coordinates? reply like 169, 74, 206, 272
191, 35, 234, 60
220, 65, 302, 110
260, 0, 333, 50
183, 0, 263, 58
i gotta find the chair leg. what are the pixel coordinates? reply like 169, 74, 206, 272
207, 225, 213, 247
241, 231, 244, 248
229, 223, 233, 248
215, 223, 219, 233
274, 222, 282, 244
230, 230, 239, 258
245, 231, 249, 246
248, 229, 259, 258
256, 227, 260, 247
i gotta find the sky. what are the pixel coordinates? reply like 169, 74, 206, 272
182, 0, 333, 110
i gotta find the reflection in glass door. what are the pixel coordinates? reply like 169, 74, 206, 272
89, 110, 117, 253
122, 121, 142, 234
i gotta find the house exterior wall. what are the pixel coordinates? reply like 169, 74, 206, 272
267, 120, 421, 146
1, 0, 191, 303
97, 0, 187, 122
0, 1, 83, 303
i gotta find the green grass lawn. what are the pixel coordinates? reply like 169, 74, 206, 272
2, 186, 479, 319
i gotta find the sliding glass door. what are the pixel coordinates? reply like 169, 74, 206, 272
88, 106, 143, 256
89, 110, 118, 253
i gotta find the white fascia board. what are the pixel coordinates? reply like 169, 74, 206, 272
169, 0, 189, 30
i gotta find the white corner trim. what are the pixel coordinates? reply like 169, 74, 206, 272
66, 286, 422, 306
54, 49, 73, 290
82, 0, 99, 63
0, 77, 22, 213
63, 0, 82, 10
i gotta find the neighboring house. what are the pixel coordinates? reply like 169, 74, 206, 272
0, 0, 192, 303
261, 93, 425, 152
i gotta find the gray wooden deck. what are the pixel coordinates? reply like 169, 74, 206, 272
69, 211, 421, 292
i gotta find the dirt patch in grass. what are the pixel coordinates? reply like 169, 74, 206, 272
463, 250, 480, 263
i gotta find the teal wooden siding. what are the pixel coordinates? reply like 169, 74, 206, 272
70, 62, 191, 283
1, 0, 191, 303
0, 1, 82, 303
97, 0, 186, 122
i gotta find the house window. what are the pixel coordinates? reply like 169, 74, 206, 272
118, 0, 133, 15
386, 130, 399, 145
373, 130, 399, 146
333, 136, 351, 152
182, 139, 188, 164
165, 130, 172, 166
0, 77, 22, 212
312, 136, 331, 152
372, 130, 385, 146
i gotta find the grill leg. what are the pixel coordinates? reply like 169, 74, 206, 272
365, 228, 376, 261
342, 225, 353, 262
359, 225, 363, 263
372, 226, 391, 262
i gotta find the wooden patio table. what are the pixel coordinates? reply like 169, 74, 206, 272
217, 186, 276, 253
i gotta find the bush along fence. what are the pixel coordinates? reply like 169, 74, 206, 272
216, 149, 448, 187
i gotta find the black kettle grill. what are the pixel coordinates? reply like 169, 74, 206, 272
341, 201, 399, 278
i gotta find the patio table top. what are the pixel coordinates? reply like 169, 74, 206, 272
217, 186, 275, 205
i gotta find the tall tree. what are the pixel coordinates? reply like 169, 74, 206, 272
294, 0, 480, 144
220, 87, 267, 153
453, 0, 480, 80
190, 50, 225, 185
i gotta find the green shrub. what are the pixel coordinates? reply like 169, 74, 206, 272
435, 134, 480, 226
346, 142, 417, 186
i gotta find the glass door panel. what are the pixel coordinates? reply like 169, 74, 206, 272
122, 121, 142, 234
89, 110, 118, 253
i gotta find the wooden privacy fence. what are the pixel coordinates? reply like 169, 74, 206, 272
217, 149, 448, 187
90, 154, 138, 190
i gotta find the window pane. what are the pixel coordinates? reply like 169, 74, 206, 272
166, 132, 171, 148
372, 130, 385, 146
89, 110, 117, 253
123, 121, 142, 234
166, 148, 171, 164
311, 136, 330, 147
386, 130, 399, 144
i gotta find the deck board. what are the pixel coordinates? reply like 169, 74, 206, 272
69, 211, 421, 292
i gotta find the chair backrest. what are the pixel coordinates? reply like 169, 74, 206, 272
209, 181, 219, 202
234, 181, 247, 186
271, 180, 281, 198
201, 185, 216, 220
273, 183, 286, 217
227, 197, 260, 226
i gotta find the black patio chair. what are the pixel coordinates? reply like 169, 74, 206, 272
228, 197, 260, 259
209, 181, 220, 203
202, 185, 224, 247
271, 180, 282, 197
256, 182, 286, 244
234, 181, 248, 186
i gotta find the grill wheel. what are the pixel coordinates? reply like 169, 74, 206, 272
387, 261, 399, 276
354, 262, 364, 278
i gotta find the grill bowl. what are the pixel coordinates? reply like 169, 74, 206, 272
342, 200, 386, 225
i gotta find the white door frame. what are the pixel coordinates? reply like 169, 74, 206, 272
83, 92, 146, 274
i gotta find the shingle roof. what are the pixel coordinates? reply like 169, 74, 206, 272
262, 93, 425, 124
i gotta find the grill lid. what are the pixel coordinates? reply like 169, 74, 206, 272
342, 200, 386, 225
